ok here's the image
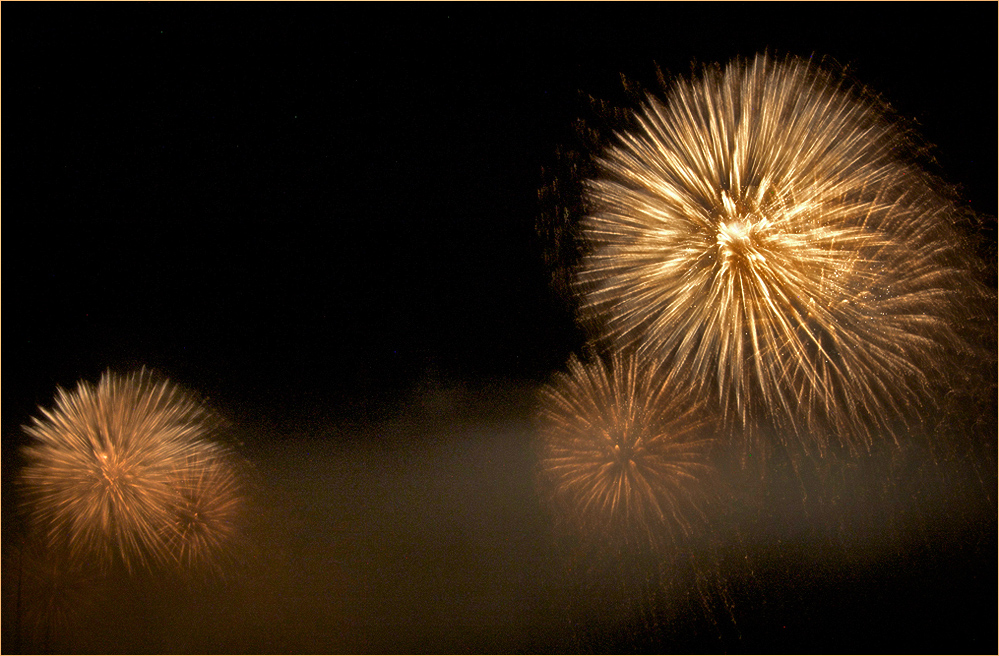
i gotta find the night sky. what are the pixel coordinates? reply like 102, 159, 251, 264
4, 5, 997, 654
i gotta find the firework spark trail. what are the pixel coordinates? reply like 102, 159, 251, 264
19, 370, 243, 573
576, 54, 980, 456
536, 354, 717, 553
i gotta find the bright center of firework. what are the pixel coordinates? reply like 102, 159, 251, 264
607, 428, 636, 464
612, 442, 632, 462
176, 503, 203, 529
717, 218, 766, 265
95, 452, 132, 491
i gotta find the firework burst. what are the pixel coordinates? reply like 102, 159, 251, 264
19, 369, 243, 573
536, 353, 717, 554
4, 536, 105, 651
575, 54, 982, 456
161, 450, 245, 573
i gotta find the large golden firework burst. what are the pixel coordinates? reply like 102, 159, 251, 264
576, 54, 981, 456
536, 354, 717, 553
19, 370, 244, 573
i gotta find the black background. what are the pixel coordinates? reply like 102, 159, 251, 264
5, 4, 997, 653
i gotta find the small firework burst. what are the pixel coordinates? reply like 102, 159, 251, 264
7, 536, 105, 650
19, 369, 243, 573
574, 54, 984, 456
162, 449, 245, 573
536, 353, 717, 554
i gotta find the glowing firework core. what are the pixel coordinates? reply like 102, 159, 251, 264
607, 427, 638, 464
717, 218, 767, 265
